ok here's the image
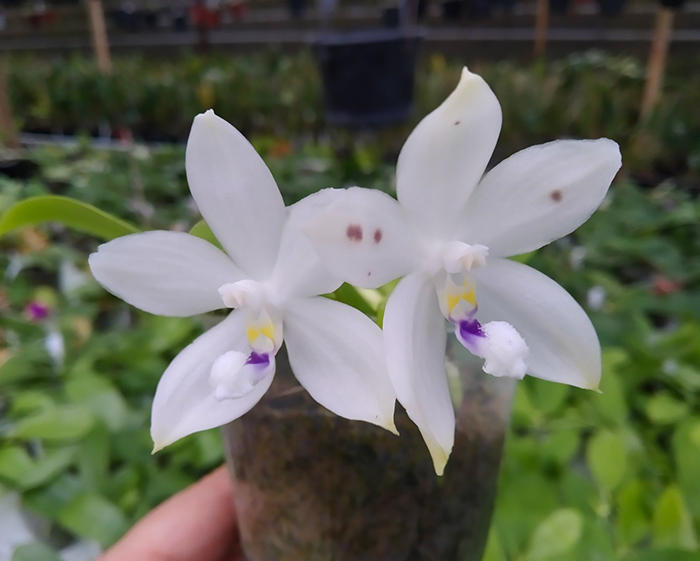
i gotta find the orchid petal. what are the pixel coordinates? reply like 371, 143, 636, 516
472, 258, 601, 390
283, 297, 397, 433
269, 190, 343, 301
89, 231, 243, 317
186, 110, 286, 279
459, 139, 621, 256
304, 187, 421, 289
383, 273, 453, 475
396, 67, 502, 238
151, 311, 274, 451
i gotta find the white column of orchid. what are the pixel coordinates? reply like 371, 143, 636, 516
305, 68, 622, 475
89, 110, 397, 452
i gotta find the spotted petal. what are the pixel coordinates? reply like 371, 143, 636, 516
151, 311, 274, 451
458, 139, 621, 256
396, 67, 502, 239
284, 296, 397, 433
472, 258, 601, 390
303, 187, 422, 289
89, 231, 244, 317
383, 272, 453, 475
186, 110, 286, 279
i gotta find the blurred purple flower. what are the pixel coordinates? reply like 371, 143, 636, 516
25, 301, 51, 321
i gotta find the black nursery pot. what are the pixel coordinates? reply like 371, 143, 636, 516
314, 29, 421, 127
442, 0, 464, 19
549, 0, 571, 16
596, 0, 626, 16
659, 0, 685, 8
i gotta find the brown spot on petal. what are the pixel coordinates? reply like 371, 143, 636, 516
550, 190, 563, 202
374, 229, 383, 244
346, 224, 363, 242
454, 120, 461, 125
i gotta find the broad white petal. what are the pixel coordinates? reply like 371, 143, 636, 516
396, 68, 502, 238
151, 311, 274, 450
186, 110, 286, 279
383, 273, 453, 475
304, 187, 422, 289
472, 258, 601, 390
269, 190, 343, 302
89, 231, 243, 317
459, 139, 621, 256
284, 297, 397, 433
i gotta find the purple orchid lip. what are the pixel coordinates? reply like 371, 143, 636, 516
458, 319, 486, 348
459, 318, 485, 341
246, 352, 270, 366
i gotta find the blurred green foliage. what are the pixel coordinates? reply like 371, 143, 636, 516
6, 50, 700, 182
1, 51, 699, 560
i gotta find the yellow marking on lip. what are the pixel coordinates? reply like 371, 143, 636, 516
447, 289, 476, 313
247, 322, 275, 345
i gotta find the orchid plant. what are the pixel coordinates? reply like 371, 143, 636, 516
305, 68, 622, 474
89, 110, 397, 452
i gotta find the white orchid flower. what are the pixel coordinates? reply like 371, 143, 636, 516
89, 110, 397, 451
306, 68, 622, 474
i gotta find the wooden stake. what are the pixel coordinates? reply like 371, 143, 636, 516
641, 8, 674, 117
87, 0, 112, 74
0, 57, 19, 149
534, 0, 550, 57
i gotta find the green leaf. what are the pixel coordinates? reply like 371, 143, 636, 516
524, 508, 583, 561
652, 485, 698, 551
57, 493, 129, 547
616, 479, 651, 546
0, 447, 75, 491
594, 351, 628, 425
65, 374, 128, 431
0, 196, 139, 240
586, 429, 628, 492
12, 542, 62, 561
645, 393, 690, 426
673, 419, 700, 518
10, 406, 94, 442
328, 283, 376, 317
530, 379, 569, 416
189, 220, 221, 248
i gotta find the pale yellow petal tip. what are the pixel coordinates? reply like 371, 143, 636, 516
591, 385, 603, 395
458, 66, 482, 86
384, 419, 400, 437
431, 447, 451, 477
151, 438, 168, 454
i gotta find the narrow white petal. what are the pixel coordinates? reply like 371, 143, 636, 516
269, 190, 343, 302
283, 297, 397, 433
396, 67, 502, 238
383, 273, 453, 475
151, 311, 274, 450
304, 187, 422, 289
89, 231, 243, 317
459, 139, 622, 256
186, 110, 286, 279
472, 258, 601, 390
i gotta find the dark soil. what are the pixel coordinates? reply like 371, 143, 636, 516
222, 350, 513, 561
